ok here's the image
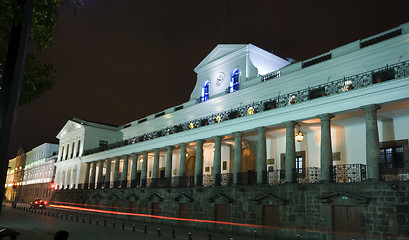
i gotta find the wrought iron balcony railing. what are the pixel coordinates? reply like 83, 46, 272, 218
82, 60, 409, 157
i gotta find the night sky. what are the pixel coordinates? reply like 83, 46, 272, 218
10, 0, 409, 158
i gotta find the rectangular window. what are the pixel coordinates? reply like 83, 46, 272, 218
76, 139, 81, 157
372, 68, 395, 84
222, 161, 227, 171
296, 156, 303, 173
308, 87, 326, 100
380, 146, 404, 169
99, 140, 108, 150
60, 146, 64, 161
65, 144, 69, 160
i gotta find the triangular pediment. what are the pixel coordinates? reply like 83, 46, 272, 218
208, 193, 233, 204
147, 193, 164, 202
194, 44, 247, 72
317, 191, 371, 205
56, 120, 83, 139
251, 193, 288, 205
175, 193, 194, 203
109, 194, 120, 200
126, 194, 139, 201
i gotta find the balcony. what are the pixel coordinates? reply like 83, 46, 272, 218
80, 60, 409, 157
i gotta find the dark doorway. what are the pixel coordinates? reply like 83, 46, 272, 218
129, 201, 137, 213
262, 206, 280, 236
332, 206, 361, 240
179, 203, 190, 228
152, 202, 160, 216
215, 204, 228, 230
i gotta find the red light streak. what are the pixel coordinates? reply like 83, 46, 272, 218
50, 203, 270, 229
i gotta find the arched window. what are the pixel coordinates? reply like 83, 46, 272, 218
202, 80, 209, 102
230, 68, 239, 92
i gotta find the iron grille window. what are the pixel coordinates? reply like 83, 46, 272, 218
380, 146, 404, 169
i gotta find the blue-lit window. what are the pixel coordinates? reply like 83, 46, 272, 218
230, 68, 239, 92
201, 80, 209, 102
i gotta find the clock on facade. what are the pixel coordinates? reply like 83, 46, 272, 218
216, 73, 225, 86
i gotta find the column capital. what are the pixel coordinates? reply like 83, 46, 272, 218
317, 113, 335, 121
196, 139, 204, 145
166, 145, 173, 150
360, 104, 381, 113
283, 121, 297, 128
256, 126, 266, 132
213, 135, 222, 141
233, 131, 242, 137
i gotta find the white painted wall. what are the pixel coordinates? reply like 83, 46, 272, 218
344, 122, 367, 164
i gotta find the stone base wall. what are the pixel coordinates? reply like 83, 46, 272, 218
51, 181, 409, 240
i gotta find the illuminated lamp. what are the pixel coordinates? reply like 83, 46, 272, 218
247, 107, 254, 115
215, 115, 221, 123
295, 125, 304, 142
288, 96, 297, 105
189, 123, 194, 129
341, 80, 354, 92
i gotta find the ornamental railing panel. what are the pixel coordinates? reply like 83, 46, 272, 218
220, 173, 233, 186
331, 164, 367, 183
381, 168, 409, 181
296, 167, 321, 183
268, 170, 285, 185
203, 174, 212, 187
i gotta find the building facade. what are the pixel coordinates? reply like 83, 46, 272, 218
5, 143, 58, 203
53, 23, 409, 239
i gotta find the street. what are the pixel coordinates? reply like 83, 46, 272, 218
0, 204, 262, 240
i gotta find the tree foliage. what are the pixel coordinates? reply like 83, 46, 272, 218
0, 0, 83, 105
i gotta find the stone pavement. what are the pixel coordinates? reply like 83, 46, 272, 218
0, 203, 267, 240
